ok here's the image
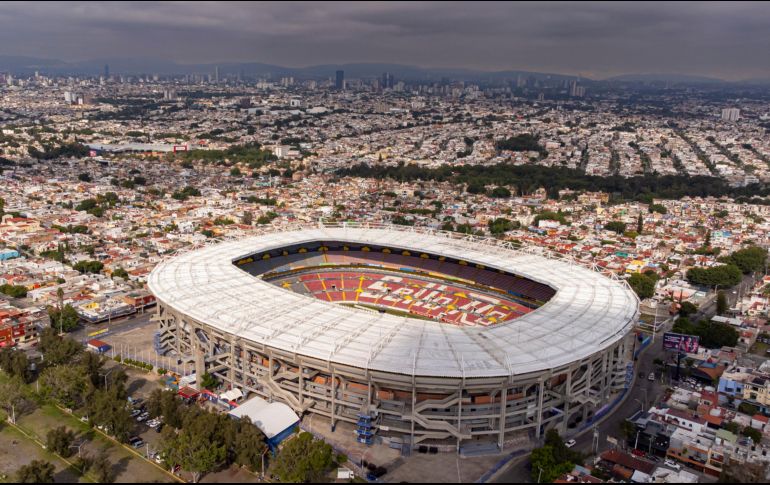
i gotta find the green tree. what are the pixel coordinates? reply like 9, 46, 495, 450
16, 460, 55, 483
724, 246, 767, 274
529, 445, 574, 483
488, 218, 519, 235
40, 364, 92, 409
199, 372, 218, 391
46, 426, 76, 457
39, 327, 82, 364
270, 432, 334, 483
628, 273, 656, 299
89, 450, 116, 483
0, 375, 33, 423
716, 291, 728, 316
163, 414, 227, 483
686, 264, 742, 288
678, 301, 698, 317
489, 186, 511, 198
619, 420, 637, 441
230, 418, 267, 471
88, 385, 133, 442
111, 267, 129, 279
743, 426, 762, 443
73, 260, 104, 274
605, 221, 627, 234
47, 304, 80, 333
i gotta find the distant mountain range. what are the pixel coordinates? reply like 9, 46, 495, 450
0, 55, 765, 85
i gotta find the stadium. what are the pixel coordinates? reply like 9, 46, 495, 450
148, 223, 639, 451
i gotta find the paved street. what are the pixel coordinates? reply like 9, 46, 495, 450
492, 274, 758, 483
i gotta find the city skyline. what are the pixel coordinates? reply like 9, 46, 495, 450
0, 1, 769, 81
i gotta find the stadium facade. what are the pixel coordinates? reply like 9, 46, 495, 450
148, 223, 639, 450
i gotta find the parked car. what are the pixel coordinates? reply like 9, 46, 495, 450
648, 372, 656, 381
565, 439, 577, 448
664, 459, 681, 471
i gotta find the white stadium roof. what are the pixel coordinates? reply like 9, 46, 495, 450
148, 224, 639, 379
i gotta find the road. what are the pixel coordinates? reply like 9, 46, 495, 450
69, 310, 155, 344
492, 273, 758, 483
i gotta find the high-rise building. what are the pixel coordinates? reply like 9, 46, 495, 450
104, 64, 109, 79
381, 72, 394, 89
335, 70, 344, 90
721, 108, 740, 122
215, 66, 220, 83
569, 80, 585, 98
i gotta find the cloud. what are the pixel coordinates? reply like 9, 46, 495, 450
0, 1, 767, 80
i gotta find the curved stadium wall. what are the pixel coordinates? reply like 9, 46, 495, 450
148, 222, 639, 449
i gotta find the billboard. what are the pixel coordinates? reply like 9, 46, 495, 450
663, 332, 699, 353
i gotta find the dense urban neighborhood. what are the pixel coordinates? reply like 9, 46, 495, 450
1, 59, 770, 484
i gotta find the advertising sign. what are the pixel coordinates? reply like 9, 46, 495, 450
663, 332, 699, 353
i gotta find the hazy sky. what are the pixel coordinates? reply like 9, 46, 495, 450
0, 1, 769, 80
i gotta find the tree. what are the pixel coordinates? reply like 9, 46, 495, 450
488, 218, 519, 235
0, 375, 33, 423
724, 246, 767, 274
163, 414, 227, 483
40, 364, 92, 409
230, 418, 267, 471
628, 273, 656, 299
241, 211, 253, 225
73, 260, 104, 274
270, 432, 333, 483
649, 203, 667, 214
47, 304, 80, 333
78, 173, 92, 182
0, 347, 33, 383
605, 221, 627, 234
529, 445, 574, 483
90, 450, 116, 483
679, 301, 698, 317
723, 421, 740, 434
111, 267, 129, 279
743, 426, 762, 443
88, 386, 133, 442
0, 284, 27, 298
637, 213, 643, 233
686, 264, 742, 288
39, 327, 82, 364
619, 420, 638, 440
199, 372, 218, 391
16, 460, 55, 483
46, 426, 76, 457
716, 291, 728, 316
489, 186, 511, 198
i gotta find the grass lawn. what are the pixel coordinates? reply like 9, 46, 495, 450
0, 421, 87, 483
750, 341, 770, 357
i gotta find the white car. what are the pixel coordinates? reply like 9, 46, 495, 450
565, 439, 577, 448
664, 459, 681, 471
648, 372, 656, 381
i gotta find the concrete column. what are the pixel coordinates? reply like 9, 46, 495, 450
298, 362, 304, 409
331, 369, 336, 431
498, 386, 508, 449
562, 370, 572, 434
535, 378, 545, 438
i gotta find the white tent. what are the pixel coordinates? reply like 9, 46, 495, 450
229, 395, 299, 441
219, 388, 243, 402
